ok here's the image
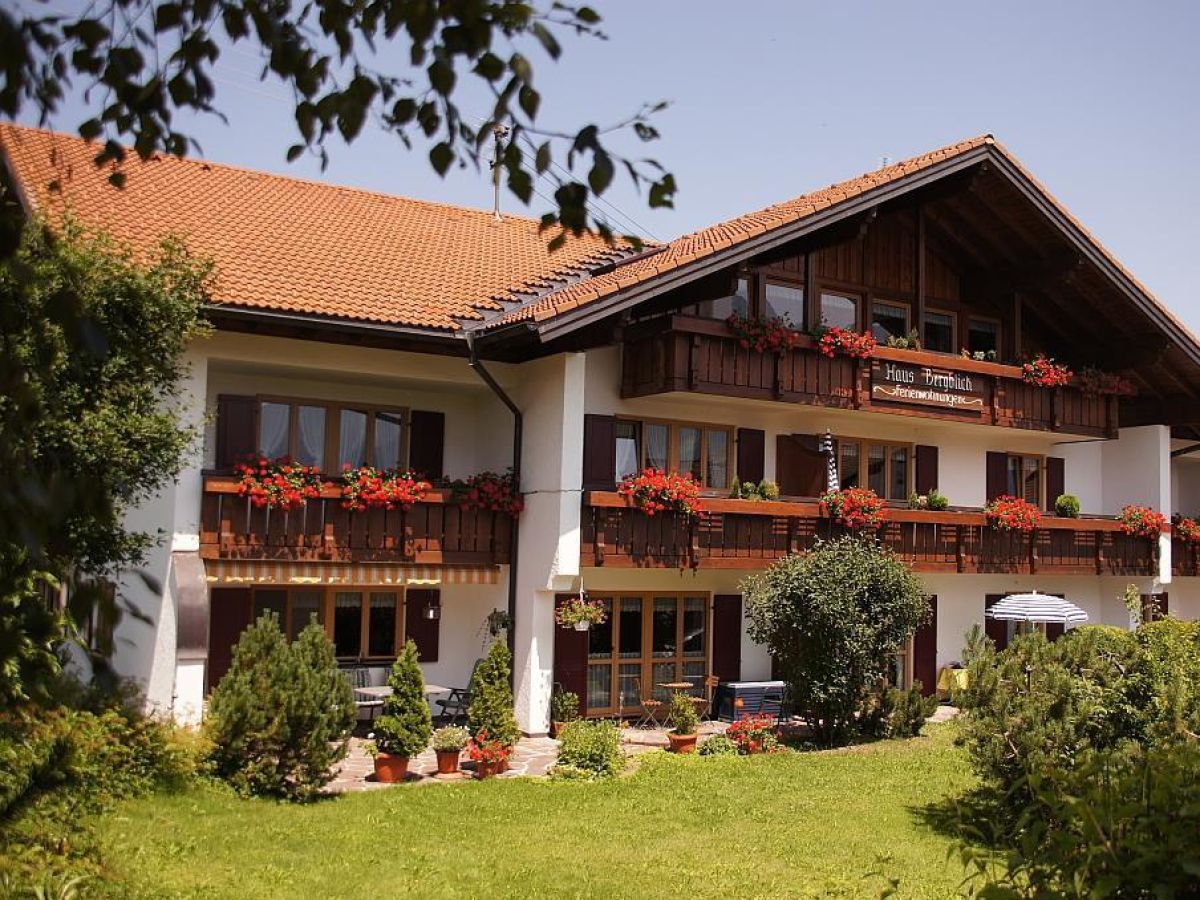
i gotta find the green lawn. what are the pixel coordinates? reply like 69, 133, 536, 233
96, 724, 974, 899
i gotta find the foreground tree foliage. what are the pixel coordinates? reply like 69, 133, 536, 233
743, 536, 928, 747
467, 638, 520, 749
1, 1, 675, 248
0, 220, 210, 705
205, 613, 355, 801
372, 639, 433, 758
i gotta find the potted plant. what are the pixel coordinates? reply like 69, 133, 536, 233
820, 486, 886, 530
455, 469, 524, 517
1021, 355, 1073, 388
725, 312, 803, 353
367, 640, 432, 783
1055, 494, 1081, 518
818, 326, 877, 359
616, 468, 704, 518
467, 730, 512, 779
235, 456, 324, 510
666, 691, 699, 754
554, 595, 607, 632
984, 495, 1041, 533
550, 690, 580, 736
430, 725, 469, 776
1118, 505, 1168, 541
1175, 515, 1200, 544
340, 465, 431, 511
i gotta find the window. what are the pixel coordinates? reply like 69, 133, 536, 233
764, 280, 805, 325
820, 291, 859, 330
871, 301, 909, 342
835, 437, 911, 501
890, 637, 913, 689
249, 587, 403, 659
967, 317, 1000, 357
583, 593, 709, 715
923, 310, 955, 354
339, 409, 368, 469
259, 402, 291, 459
696, 276, 752, 320
1006, 454, 1042, 506
255, 399, 407, 472
614, 419, 732, 489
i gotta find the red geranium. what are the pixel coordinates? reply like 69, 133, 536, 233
819, 327, 877, 359
725, 313, 804, 353
1077, 366, 1137, 397
617, 468, 705, 518
466, 730, 513, 765
1175, 516, 1200, 544
820, 487, 886, 530
458, 470, 524, 518
984, 495, 1041, 533
725, 714, 784, 755
1021, 355, 1073, 388
236, 457, 324, 510
1119, 505, 1168, 541
340, 465, 431, 512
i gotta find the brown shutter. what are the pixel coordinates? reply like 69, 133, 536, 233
216, 395, 258, 470
404, 589, 440, 662
552, 593, 590, 714
582, 414, 617, 491
206, 587, 254, 692
409, 411, 445, 480
912, 595, 937, 696
712, 594, 742, 682
915, 445, 939, 495
1045, 622, 1065, 641
1045, 457, 1065, 512
776, 433, 825, 498
985, 452, 1009, 501
984, 593, 1008, 651
735, 428, 765, 485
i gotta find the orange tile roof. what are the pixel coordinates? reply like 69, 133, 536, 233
0, 124, 634, 332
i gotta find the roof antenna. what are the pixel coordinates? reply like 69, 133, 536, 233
490, 124, 510, 222
879, 155, 892, 169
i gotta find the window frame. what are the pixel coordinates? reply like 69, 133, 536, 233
966, 315, 1003, 357
761, 276, 806, 326
614, 416, 734, 491
921, 308, 958, 354
250, 585, 408, 661
833, 435, 913, 501
870, 299, 911, 341
256, 395, 409, 473
1005, 452, 1045, 508
818, 288, 863, 332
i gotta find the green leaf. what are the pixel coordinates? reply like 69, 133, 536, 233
535, 141, 551, 174
518, 85, 539, 120
587, 152, 613, 195
153, 4, 183, 32
286, 144, 304, 162
429, 142, 453, 176
531, 22, 561, 59
428, 59, 455, 96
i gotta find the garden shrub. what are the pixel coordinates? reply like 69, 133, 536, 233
205, 613, 355, 801
726, 715, 784, 754
874, 684, 937, 739
744, 536, 928, 746
371, 640, 432, 757
553, 720, 623, 779
697, 735, 739, 756
1054, 493, 1081, 518
467, 639, 520, 749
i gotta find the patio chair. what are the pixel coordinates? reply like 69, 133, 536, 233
632, 677, 666, 729
435, 658, 482, 725
690, 674, 721, 721
349, 666, 382, 724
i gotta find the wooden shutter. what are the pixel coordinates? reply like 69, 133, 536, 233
735, 428, 765, 485
409, 411, 445, 480
582, 414, 617, 490
776, 433, 825, 498
1045, 622, 1065, 641
915, 445, 939, 495
1045, 457, 1065, 512
216, 395, 258, 470
552, 594, 590, 714
711, 595, 742, 682
404, 589, 440, 663
984, 593, 1008, 651
985, 452, 1009, 501
912, 595, 938, 696
206, 587, 254, 692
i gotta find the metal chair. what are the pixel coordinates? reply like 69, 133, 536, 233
633, 677, 666, 729
349, 666, 382, 724
435, 658, 482, 725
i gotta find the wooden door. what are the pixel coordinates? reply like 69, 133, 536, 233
207, 587, 253, 692
984, 593, 1008, 651
711, 594, 742, 682
912, 595, 937, 695
776, 434, 825, 497
553, 594, 590, 715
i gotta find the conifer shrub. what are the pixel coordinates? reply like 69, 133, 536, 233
873, 683, 937, 738
467, 640, 520, 749
205, 613, 355, 801
553, 720, 623, 779
372, 640, 432, 758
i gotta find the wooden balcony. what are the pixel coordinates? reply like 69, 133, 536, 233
581, 492, 1155, 576
199, 475, 512, 565
622, 315, 1117, 438
1173, 536, 1199, 577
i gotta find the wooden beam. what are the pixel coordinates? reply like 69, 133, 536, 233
915, 206, 927, 337
1171, 442, 1200, 459
1121, 398, 1200, 428
1013, 293, 1022, 359
804, 250, 817, 331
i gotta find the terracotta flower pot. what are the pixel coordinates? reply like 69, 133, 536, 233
373, 753, 410, 783
475, 759, 501, 779
552, 721, 566, 738
667, 732, 698, 754
435, 748, 460, 776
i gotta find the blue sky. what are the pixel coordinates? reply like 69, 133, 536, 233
21, 0, 1200, 332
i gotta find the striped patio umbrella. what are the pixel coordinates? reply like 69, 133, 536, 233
985, 592, 1089, 626
821, 429, 838, 493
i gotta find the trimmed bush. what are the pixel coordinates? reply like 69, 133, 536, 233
205, 613, 355, 801
875, 684, 937, 738
467, 639, 520, 749
668, 691, 698, 735
554, 720, 623, 779
1054, 493, 1081, 518
373, 640, 432, 757
697, 734, 739, 756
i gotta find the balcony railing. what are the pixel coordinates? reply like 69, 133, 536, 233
581, 492, 1155, 576
622, 315, 1117, 438
200, 475, 512, 565
1173, 536, 1199, 577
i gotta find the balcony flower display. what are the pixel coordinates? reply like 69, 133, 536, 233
725, 313, 804, 353
457, 470, 524, 518
1175, 516, 1200, 544
617, 468, 705, 518
1119, 505, 1168, 541
1021, 355, 1073, 388
820, 487, 886, 530
235, 457, 323, 510
1077, 366, 1137, 397
554, 594, 608, 631
340, 465, 431, 512
983, 495, 1041, 533
818, 327, 877, 360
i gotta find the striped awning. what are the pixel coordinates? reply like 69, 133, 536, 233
204, 560, 500, 586
985, 592, 1089, 625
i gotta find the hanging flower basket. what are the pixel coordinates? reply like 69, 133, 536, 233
236, 457, 324, 510
1021, 355, 1073, 388
820, 487, 886, 530
1119, 505, 1168, 541
555, 595, 608, 631
617, 468, 705, 518
818, 327, 877, 359
983, 495, 1041, 532
725, 313, 803, 353
1174, 516, 1200, 545
340, 465, 431, 511
456, 470, 524, 518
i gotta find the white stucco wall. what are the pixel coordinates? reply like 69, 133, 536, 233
1172, 455, 1200, 517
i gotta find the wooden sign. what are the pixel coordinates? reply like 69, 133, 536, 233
871, 360, 985, 414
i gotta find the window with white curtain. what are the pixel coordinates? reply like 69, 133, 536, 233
613, 419, 731, 489
254, 399, 407, 471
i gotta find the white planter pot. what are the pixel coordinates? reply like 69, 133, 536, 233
573, 621, 591, 632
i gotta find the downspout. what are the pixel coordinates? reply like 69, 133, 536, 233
464, 331, 522, 684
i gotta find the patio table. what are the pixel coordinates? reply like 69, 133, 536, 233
354, 684, 449, 701
656, 681, 693, 691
